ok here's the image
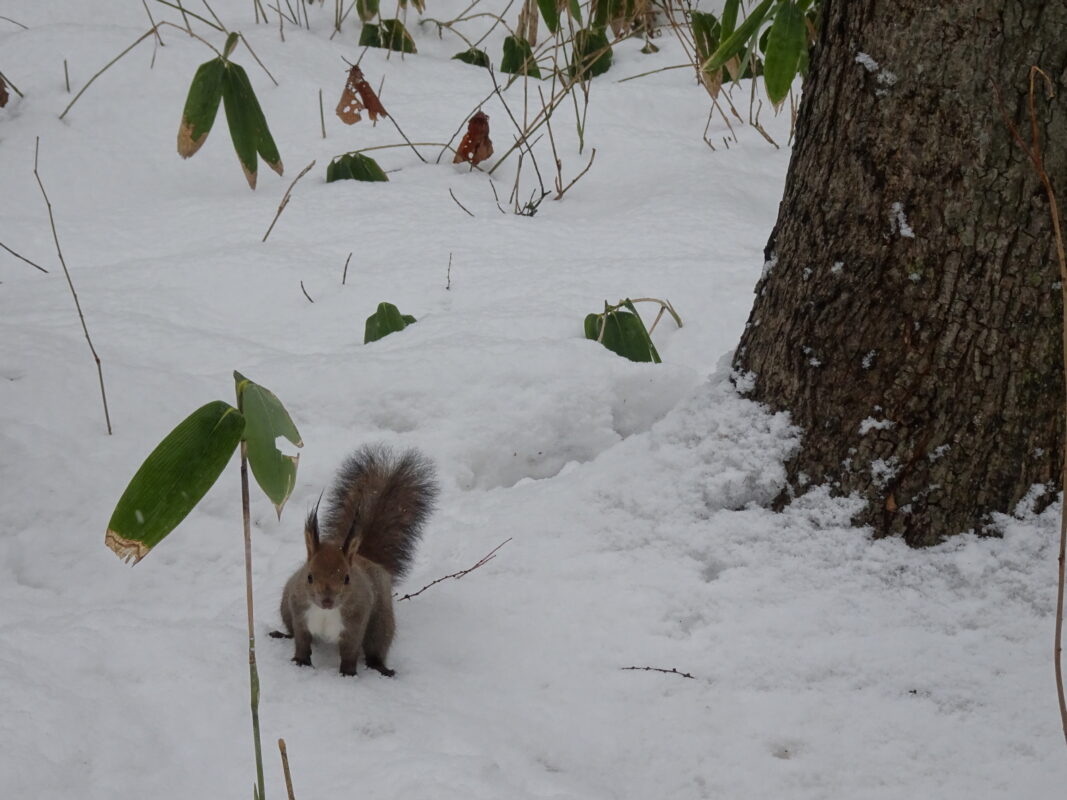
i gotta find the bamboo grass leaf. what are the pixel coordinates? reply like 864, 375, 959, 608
229, 63, 283, 177
763, 1, 806, 107
105, 401, 245, 564
221, 64, 260, 189
703, 0, 773, 74
537, 0, 561, 33
177, 57, 226, 158
365, 302, 416, 343
234, 372, 302, 517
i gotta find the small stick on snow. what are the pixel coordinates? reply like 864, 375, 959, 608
278, 739, 297, 800
299, 281, 314, 303
262, 160, 316, 242
32, 137, 113, 435
318, 89, 326, 139
621, 666, 696, 680
0, 241, 49, 273
63, 59, 70, 93
448, 188, 475, 217
341, 252, 352, 285
396, 538, 511, 601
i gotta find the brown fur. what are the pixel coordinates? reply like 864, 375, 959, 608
277, 445, 437, 676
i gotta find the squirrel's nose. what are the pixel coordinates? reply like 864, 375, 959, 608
319, 597, 334, 609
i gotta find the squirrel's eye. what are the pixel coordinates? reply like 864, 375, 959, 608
307, 574, 313, 584
344, 574, 350, 585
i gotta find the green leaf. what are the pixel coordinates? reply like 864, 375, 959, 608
356, 0, 379, 23
703, 0, 773, 74
501, 36, 541, 78
568, 0, 582, 25
537, 0, 560, 33
365, 302, 416, 343
223, 31, 240, 58
720, 0, 739, 39
359, 23, 381, 48
105, 401, 245, 565
229, 62, 283, 179
585, 300, 661, 363
690, 11, 720, 63
452, 47, 491, 68
177, 57, 225, 158
363, 19, 417, 53
763, 1, 806, 107
570, 28, 613, 80
234, 371, 302, 517
326, 153, 389, 183
221, 64, 260, 189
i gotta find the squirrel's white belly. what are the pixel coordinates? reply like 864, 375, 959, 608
305, 606, 344, 642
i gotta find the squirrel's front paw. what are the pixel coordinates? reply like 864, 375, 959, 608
339, 661, 359, 677
292, 655, 312, 667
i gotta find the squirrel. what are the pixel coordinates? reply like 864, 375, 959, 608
270, 445, 438, 677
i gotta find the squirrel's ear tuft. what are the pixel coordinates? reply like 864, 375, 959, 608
304, 493, 323, 557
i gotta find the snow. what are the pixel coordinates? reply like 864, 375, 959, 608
2, 2, 1066, 799
856, 52, 881, 73
890, 201, 916, 238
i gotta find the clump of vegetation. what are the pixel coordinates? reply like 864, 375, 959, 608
105, 372, 302, 800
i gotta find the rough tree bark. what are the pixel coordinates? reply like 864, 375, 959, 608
733, 2, 1067, 545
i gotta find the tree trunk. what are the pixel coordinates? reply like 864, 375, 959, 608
733, 1, 1067, 545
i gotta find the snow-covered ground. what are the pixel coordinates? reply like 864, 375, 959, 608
2, 2, 1065, 797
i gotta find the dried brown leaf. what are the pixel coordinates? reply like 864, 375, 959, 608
0, 76, 8, 109
453, 111, 493, 167
336, 66, 388, 125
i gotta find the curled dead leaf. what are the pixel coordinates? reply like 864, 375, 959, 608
453, 111, 493, 167
336, 65, 388, 125
0, 76, 8, 108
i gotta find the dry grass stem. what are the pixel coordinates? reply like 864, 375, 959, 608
263, 160, 316, 242
32, 138, 113, 435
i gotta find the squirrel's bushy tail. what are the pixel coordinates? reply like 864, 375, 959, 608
323, 445, 438, 579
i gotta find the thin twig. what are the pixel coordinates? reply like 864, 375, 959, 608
387, 114, 428, 163
32, 138, 112, 434
621, 666, 696, 679
155, 0, 221, 31
299, 280, 315, 303
342, 252, 352, 285
60, 22, 226, 121
200, 0, 226, 29
0, 15, 28, 29
263, 160, 316, 242
446, 252, 452, 290
279, 740, 296, 800
0, 241, 49, 273
396, 539, 511, 601
240, 34, 279, 86
63, 60, 70, 93
554, 147, 596, 200
142, 0, 166, 45
59, 27, 160, 120
616, 63, 690, 84
318, 89, 326, 138
0, 69, 23, 98
994, 66, 1067, 749
448, 188, 475, 217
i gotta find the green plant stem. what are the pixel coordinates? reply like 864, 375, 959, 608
240, 442, 267, 800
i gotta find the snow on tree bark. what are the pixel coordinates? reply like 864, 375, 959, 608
733, 1, 1067, 545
